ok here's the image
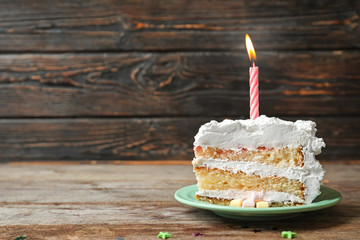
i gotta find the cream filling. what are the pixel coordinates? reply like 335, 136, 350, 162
197, 189, 304, 203
193, 157, 323, 204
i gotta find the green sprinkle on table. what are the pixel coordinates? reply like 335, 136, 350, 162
282, 231, 296, 239
157, 232, 172, 239
14, 237, 27, 240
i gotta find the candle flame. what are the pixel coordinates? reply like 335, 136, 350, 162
245, 34, 256, 61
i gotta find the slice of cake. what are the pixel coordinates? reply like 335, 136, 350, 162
192, 115, 325, 207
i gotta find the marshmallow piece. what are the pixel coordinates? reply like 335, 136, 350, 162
256, 201, 270, 208
229, 199, 243, 207
242, 198, 255, 208
251, 191, 264, 201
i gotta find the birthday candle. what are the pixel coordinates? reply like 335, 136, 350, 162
245, 34, 259, 120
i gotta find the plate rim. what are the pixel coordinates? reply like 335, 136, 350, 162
174, 184, 342, 214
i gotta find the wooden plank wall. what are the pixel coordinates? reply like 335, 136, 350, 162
0, 0, 359, 162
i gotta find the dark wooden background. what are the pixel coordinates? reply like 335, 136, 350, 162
0, 0, 359, 162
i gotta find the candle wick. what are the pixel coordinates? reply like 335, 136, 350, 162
252, 61, 255, 68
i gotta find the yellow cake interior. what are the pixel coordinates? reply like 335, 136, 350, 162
194, 146, 304, 168
194, 167, 305, 204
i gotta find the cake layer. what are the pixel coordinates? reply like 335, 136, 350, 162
196, 196, 303, 207
194, 146, 304, 168
197, 189, 304, 203
194, 167, 305, 199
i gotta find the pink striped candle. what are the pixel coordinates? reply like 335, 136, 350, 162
245, 34, 259, 120
249, 62, 259, 119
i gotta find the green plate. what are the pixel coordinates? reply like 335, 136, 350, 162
174, 185, 341, 221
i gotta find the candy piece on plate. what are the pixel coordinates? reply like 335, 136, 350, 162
256, 201, 270, 208
229, 199, 243, 207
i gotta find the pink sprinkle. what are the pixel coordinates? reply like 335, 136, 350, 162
251, 191, 263, 201
192, 233, 204, 237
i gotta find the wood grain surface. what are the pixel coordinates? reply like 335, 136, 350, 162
0, 51, 358, 117
0, 163, 358, 239
0, 117, 357, 161
0, 0, 359, 161
0, 0, 358, 51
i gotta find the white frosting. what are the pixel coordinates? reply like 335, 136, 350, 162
197, 189, 304, 203
194, 115, 325, 155
193, 158, 323, 182
193, 115, 325, 204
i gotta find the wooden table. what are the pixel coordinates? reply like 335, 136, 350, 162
0, 162, 359, 240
